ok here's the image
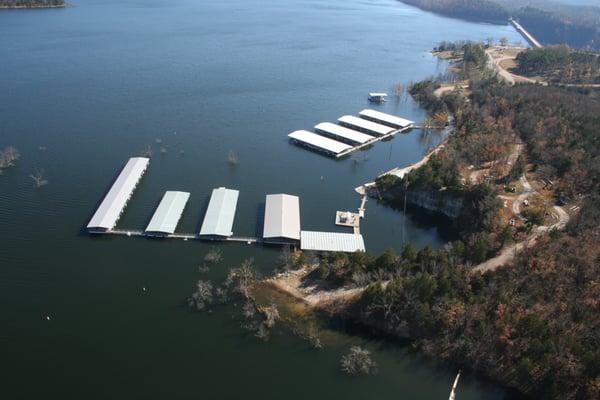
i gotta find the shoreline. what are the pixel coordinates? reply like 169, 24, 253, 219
0, 4, 65, 9
355, 136, 448, 195
264, 265, 365, 309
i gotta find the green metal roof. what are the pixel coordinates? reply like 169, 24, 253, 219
145, 191, 190, 234
199, 187, 239, 237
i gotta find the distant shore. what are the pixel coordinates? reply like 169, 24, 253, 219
0, 4, 65, 8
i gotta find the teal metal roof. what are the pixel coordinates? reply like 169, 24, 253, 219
199, 187, 239, 237
145, 191, 190, 234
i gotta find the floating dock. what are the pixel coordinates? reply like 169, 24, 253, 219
300, 231, 365, 252
87, 157, 150, 232
145, 191, 190, 236
199, 187, 239, 238
88, 160, 367, 252
338, 115, 395, 136
263, 194, 301, 244
359, 109, 414, 129
288, 110, 414, 158
288, 130, 353, 157
314, 122, 375, 145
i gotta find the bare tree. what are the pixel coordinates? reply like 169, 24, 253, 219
278, 245, 294, 271
225, 258, 256, 298
262, 303, 279, 329
187, 280, 214, 311
340, 346, 378, 375
30, 169, 48, 188
227, 150, 239, 165
0, 146, 20, 173
306, 323, 323, 349
204, 247, 222, 264
140, 144, 152, 158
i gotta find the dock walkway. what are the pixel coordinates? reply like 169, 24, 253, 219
102, 229, 261, 243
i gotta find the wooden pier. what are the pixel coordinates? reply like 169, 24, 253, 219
335, 194, 368, 234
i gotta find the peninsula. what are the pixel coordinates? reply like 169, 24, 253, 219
261, 41, 600, 399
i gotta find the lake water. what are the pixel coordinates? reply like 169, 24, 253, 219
0, 0, 524, 398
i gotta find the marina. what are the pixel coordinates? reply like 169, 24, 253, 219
288, 109, 414, 158
87, 161, 366, 252
2, 0, 528, 397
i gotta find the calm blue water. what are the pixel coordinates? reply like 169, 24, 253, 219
0, 0, 524, 399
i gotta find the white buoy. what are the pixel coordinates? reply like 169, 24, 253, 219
142, 287, 147, 292
45, 315, 51, 321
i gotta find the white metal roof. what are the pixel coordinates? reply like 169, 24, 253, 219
337, 115, 395, 136
288, 130, 352, 155
314, 122, 375, 144
359, 109, 414, 128
87, 157, 150, 231
263, 194, 301, 240
199, 187, 239, 237
300, 231, 365, 252
145, 191, 190, 234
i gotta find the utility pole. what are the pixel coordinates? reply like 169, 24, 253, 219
401, 177, 409, 247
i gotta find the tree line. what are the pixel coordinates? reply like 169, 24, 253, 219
515, 45, 600, 84
0, 0, 65, 7
399, 0, 600, 50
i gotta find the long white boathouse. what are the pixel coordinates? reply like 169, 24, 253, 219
87, 157, 150, 232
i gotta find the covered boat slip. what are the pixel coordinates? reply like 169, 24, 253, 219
359, 109, 414, 129
337, 115, 395, 136
300, 231, 365, 252
314, 122, 375, 145
288, 130, 352, 157
263, 194, 301, 244
199, 187, 239, 237
145, 191, 190, 235
87, 157, 150, 232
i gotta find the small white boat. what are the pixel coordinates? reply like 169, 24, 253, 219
368, 92, 387, 103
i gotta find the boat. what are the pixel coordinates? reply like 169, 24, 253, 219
368, 92, 387, 103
